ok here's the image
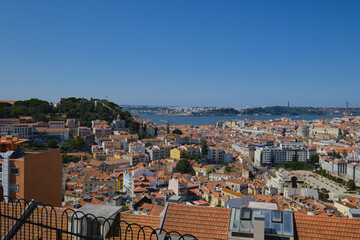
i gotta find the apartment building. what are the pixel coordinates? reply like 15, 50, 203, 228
111, 135, 129, 151
226, 178, 248, 195
207, 147, 225, 164
123, 168, 156, 197
232, 144, 256, 161
168, 177, 188, 199
312, 125, 342, 137
93, 124, 112, 139
347, 163, 360, 183
77, 126, 92, 137
33, 127, 69, 143
128, 142, 145, 154
254, 142, 307, 166
0, 135, 62, 206
123, 153, 149, 166
145, 125, 157, 136
146, 145, 171, 161
320, 158, 347, 177
170, 148, 187, 160
49, 121, 65, 129
13, 124, 33, 139
83, 170, 117, 193
66, 119, 77, 136
0, 118, 19, 133
111, 119, 125, 130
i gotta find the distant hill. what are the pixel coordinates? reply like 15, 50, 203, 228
196, 106, 360, 116
125, 105, 360, 116
0, 98, 138, 130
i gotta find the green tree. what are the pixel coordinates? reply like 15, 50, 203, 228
32, 113, 47, 122
172, 128, 183, 135
347, 180, 356, 191
311, 154, 320, 164
129, 121, 140, 134
47, 139, 58, 148
332, 150, 337, 159
60, 140, 73, 152
343, 150, 348, 158
175, 159, 195, 174
335, 152, 342, 159
201, 140, 208, 157
73, 136, 85, 151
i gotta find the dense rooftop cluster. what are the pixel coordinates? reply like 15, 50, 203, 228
3, 99, 360, 239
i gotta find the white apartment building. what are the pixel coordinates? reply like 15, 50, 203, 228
13, 124, 33, 139
123, 168, 156, 198
320, 158, 347, 177
207, 147, 228, 164
146, 145, 171, 161
254, 142, 307, 166
347, 163, 360, 183
0, 118, 19, 133
128, 142, 145, 154
77, 126, 92, 137
93, 124, 112, 139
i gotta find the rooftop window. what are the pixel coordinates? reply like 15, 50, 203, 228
229, 207, 294, 237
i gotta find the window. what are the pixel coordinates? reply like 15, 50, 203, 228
10, 184, 19, 192
272, 211, 283, 223
0, 163, 2, 172
241, 208, 252, 220
11, 168, 19, 175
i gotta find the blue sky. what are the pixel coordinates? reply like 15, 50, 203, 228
1, 1, 359, 107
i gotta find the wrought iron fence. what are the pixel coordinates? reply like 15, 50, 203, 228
0, 196, 198, 240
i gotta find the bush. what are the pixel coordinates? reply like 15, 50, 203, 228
347, 180, 356, 191
47, 139, 58, 148
175, 159, 195, 174
276, 162, 314, 170
172, 128, 183, 135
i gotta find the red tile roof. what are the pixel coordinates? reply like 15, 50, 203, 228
294, 213, 360, 240
162, 203, 230, 240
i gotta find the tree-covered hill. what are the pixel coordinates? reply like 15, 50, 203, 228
0, 98, 138, 129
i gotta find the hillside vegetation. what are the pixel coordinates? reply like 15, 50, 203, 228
0, 98, 138, 130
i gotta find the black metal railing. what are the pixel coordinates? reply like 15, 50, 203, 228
0, 196, 198, 240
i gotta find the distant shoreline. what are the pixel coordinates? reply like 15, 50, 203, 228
135, 113, 345, 126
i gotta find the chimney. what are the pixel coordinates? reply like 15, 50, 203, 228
253, 214, 265, 240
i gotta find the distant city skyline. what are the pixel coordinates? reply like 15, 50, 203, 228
1, 1, 360, 107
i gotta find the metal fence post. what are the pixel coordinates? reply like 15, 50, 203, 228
56, 229, 62, 240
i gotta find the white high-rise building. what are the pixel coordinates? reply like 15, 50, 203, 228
254, 142, 307, 166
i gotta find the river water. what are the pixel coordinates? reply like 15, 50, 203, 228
136, 113, 341, 126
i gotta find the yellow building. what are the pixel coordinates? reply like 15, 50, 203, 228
170, 148, 187, 160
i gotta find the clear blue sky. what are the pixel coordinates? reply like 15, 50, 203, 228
1, 1, 359, 107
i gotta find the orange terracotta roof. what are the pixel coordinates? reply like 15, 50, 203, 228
162, 203, 230, 240
294, 213, 360, 240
